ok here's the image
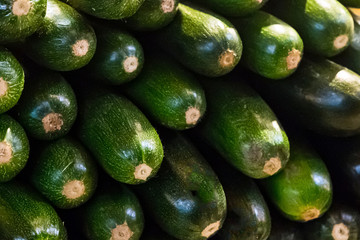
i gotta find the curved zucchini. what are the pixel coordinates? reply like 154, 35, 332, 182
0, 0, 47, 43
157, 3, 242, 77
231, 11, 304, 79
77, 91, 164, 184
0, 114, 29, 182
125, 54, 206, 130
31, 137, 98, 209
24, 0, 97, 71
15, 70, 78, 140
198, 78, 290, 179
0, 47, 25, 114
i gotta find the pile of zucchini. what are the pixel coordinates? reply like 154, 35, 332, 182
1, 0, 360, 239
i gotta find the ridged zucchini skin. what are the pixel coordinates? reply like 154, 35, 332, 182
304, 203, 360, 240
0, 114, 29, 182
0, 0, 47, 43
261, 140, 333, 222
124, 0, 179, 31
135, 133, 227, 240
0, 181, 67, 239
157, 3, 242, 77
0, 47, 25, 114
84, 185, 144, 240
231, 11, 304, 80
31, 137, 98, 209
125, 54, 206, 130
77, 91, 164, 185
24, 0, 97, 71
84, 23, 144, 85
198, 78, 290, 179
266, 0, 354, 57
15, 70, 78, 140
62, 0, 145, 20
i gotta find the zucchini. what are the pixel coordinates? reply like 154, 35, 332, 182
261, 140, 333, 222
268, 214, 304, 240
31, 137, 98, 209
135, 133, 227, 240
198, 78, 290, 179
0, 181, 67, 239
157, 3, 242, 77
339, 0, 360, 8
24, 0, 97, 71
0, 0, 46, 43
0, 47, 25, 114
304, 203, 360, 240
124, 0, 179, 31
0, 114, 29, 182
84, 185, 144, 240
125, 53, 206, 130
84, 23, 144, 85
266, 0, 354, 57
62, 0, 145, 20
77, 91, 164, 184
15, 70, 78, 140
231, 11, 304, 79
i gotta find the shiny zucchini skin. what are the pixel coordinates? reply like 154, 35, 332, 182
0, 114, 29, 182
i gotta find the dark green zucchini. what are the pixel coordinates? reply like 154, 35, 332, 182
0, 114, 29, 182
198, 78, 290, 179
231, 11, 304, 79
84, 23, 144, 85
124, 0, 179, 31
125, 54, 206, 130
62, 0, 145, 20
24, 0, 97, 71
135, 133, 227, 239
304, 203, 360, 240
15, 70, 77, 140
84, 185, 144, 240
0, 0, 47, 43
339, 0, 360, 8
156, 3, 242, 77
31, 137, 98, 209
261, 140, 333, 222
268, 214, 304, 240
77, 91, 163, 185
0, 47, 25, 114
265, 0, 354, 57
0, 181, 67, 239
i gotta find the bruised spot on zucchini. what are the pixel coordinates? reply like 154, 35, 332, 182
62, 180, 85, 199
0, 77, 8, 97
219, 49, 236, 68
72, 39, 90, 57
334, 35, 349, 50
0, 141, 12, 164
161, 0, 175, 13
42, 113, 64, 133
123, 56, 139, 73
263, 157, 282, 175
12, 0, 32, 16
185, 107, 201, 125
287, 48, 302, 70
201, 220, 221, 238
332, 223, 349, 240
134, 164, 153, 181
301, 207, 321, 221
111, 222, 134, 240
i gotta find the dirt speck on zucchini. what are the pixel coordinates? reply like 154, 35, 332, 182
287, 48, 302, 70
0, 141, 12, 164
62, 180, 86, 200
42, 113, 64, 133
111, 222, 133, 240
202, 221, 221, 238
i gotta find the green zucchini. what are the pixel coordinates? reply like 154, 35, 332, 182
0, 181, 67, 239
198, 78, 290, 179
24, 0, 97, 71
261, 140, 333, 222
124, 0, 179, 31
77, 91, 164, 185
0, 47, 25, 114
157, 3, 242, 77
84, 185, 144, 240
0, 114, 29, 182
84, 23, 144, 85
0, 0, 46, 43
31, 137, 98, 209
15, 70, 78, 140
268, 214, 304, 240
339, 0, 360, 8
231, 11, 304, 79
62, 0, 145, 20
304, 203, 360, 240
125, 54, 206, 130
265, 0, 354, 57
135, 133, 227, 240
